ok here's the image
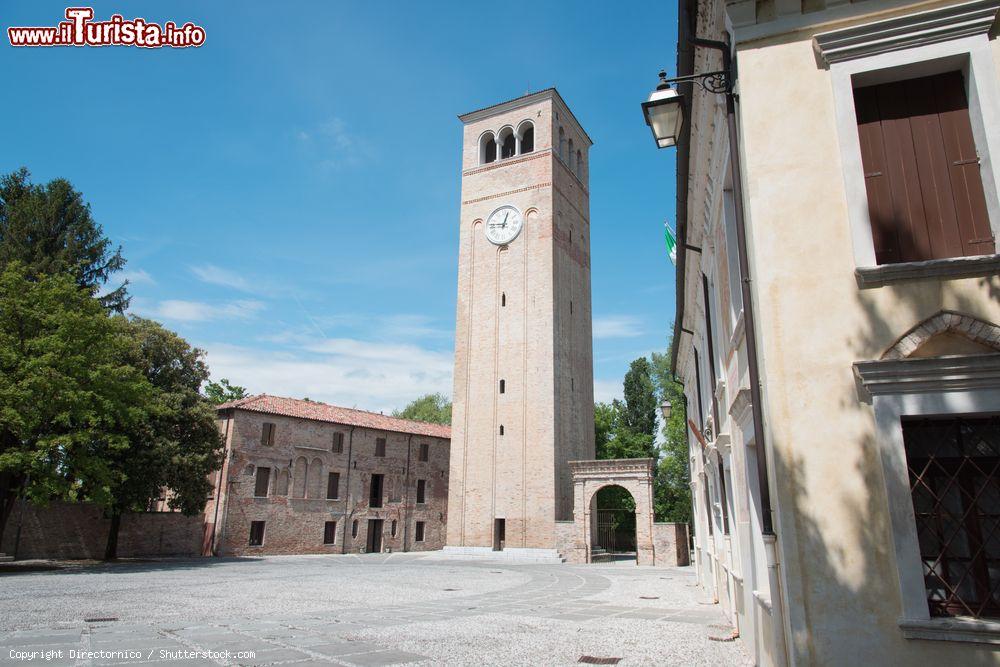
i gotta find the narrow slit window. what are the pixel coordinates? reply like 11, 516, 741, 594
501, 292, 506, 307
416, 479, 426, 504
499, 379, 505, 394
499, 425, 504, 436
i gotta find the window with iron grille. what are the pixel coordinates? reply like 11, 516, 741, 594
249, 521, 265, 546
332, 432, 344, 453
904, 416, 1000, 619
323, 521, 337, 545
415, 521, 425, 542
327, 472, 340, 500
416, 479, 426, 504
419, 443, 429, 462
261, 422, 276, 446
254, 467, 270, 498
375, 437, 386, 457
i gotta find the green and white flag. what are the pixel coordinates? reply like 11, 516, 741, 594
664, 221, 678, 266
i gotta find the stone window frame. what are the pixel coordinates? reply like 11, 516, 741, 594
854, 352, 1000, 644
816, 0, 1000, 288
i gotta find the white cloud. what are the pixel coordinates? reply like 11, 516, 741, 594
593, 315, 644, 339
202, 338, 453, 413
146, 299, 265, 323
297, 116, 373, 170
593, 378, 623, 404
190, 264, 252, 292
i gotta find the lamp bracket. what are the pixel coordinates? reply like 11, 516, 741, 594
662, 70, 731, 94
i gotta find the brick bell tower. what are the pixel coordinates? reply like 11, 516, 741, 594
445, 89, 595, 559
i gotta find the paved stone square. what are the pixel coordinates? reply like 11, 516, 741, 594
0, 554, 749, 666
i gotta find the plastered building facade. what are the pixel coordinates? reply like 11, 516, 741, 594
446, 90, 597, 555
206, 395, 450, 556
672, 0, 1000, 664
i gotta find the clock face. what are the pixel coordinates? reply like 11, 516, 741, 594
485, 205, 524, 246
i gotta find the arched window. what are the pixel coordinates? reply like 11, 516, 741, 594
501, 292, 506, 307
518, 122, 534, 154
292, 457, 308, 498
351, 519, 358, 538
576, 150, 583, 178
568, 139, 575, 171
308, 458, 323, 498
499, 127, 515, 159
499, 379, 506, 394
499, 425, 505, 436
480, 132, 496, 164
558, 127, 566, 159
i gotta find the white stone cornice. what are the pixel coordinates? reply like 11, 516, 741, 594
814, 0, 1000, 64
854, 353, 1000, 396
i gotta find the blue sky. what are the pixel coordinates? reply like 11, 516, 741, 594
2, 1, 678, 413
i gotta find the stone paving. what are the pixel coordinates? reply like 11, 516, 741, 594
0, 553, 750, 666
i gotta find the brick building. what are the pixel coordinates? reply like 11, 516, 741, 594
206, 395, 450, 556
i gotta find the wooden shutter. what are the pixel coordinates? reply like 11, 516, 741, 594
854, 71, 994, 264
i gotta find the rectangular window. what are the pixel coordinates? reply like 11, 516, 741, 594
419, 443, 429, 462
375, 437, 386, 457
369, 473, 384, 508
253, 467, 271, 497
324, 521, 337, 545
249, 521, 265, 546
903, 416, 1000, 619
260, 422, 276, 446
415, 521, 425, 542
416, 479, 426, 504
854, 71, 994, 265
327, 472, 340, 500
332, 432, 344, 453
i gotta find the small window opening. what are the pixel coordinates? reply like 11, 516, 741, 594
261, 422, 275, 446
370, 473, 384, 508
254, 467, 271, 498
375, 437, 386, 457
327, 472, 340, 500
419, 442, 430, 462
417, 479, 427, 504
499, 425, 505, 436
391, 520, 398, 537
499, 379, 506, 394
501, 292, 506, 307
570, 301, 573, 314
332, 432, 344, 453
351, 519, 358, 538
415, 521, 426, 542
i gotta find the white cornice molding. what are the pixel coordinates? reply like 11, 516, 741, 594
814, 0, 1000, 64
854, 353, 1000, 396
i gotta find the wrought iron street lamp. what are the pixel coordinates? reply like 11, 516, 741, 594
660, 400, 672, 422
641, 64, 732, 149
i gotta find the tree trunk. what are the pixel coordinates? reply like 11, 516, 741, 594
104, 510, 122, 561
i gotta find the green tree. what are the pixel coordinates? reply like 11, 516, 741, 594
621, 357, 658, 440
99, 318, 223, 559
0, 264, 149, 545
393, 393, 451, 425
204, 378, 248, 405
651, 343, 692, 523
0, 168, 128, 312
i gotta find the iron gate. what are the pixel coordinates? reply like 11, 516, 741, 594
594, 509, 637, 555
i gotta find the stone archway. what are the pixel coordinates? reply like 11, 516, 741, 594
567, 458, 656, 566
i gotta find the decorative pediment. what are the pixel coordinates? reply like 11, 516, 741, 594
814, 0, 1000, 64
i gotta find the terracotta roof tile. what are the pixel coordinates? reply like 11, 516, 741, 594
217, 394, 451, 439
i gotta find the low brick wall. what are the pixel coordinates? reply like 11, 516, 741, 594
1, 501, 205, 560
652, 522, 690, 567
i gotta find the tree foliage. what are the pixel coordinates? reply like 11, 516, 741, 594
0, 264, 149, 542
651, 344, 692, 524
393, 393, 452, 425
100, 318, 223, 559
204, 378, 248, 405
0, 168, 128, 312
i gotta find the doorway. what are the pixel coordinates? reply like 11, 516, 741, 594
591, 485, 637, 564
366, 519, 384, 553
493, 518, 505, 551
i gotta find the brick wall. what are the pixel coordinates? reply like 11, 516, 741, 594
1, 501, 204, 560
652, 523, 691, 567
